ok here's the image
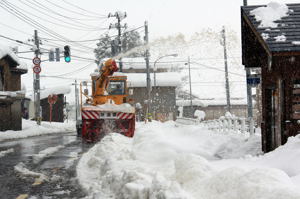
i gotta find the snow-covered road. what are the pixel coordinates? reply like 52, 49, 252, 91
77, 121, 300, 199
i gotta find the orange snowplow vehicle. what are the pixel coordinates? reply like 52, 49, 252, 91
78, 59, 135, 142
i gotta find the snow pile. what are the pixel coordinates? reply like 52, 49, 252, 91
0, 119, 75, 142
0, 148, 14, 158
194, 110, 205, 120
250, 2, 289, 28
275, 35, 287, 42
256, 135, 300, 180
76, 121, 300, 199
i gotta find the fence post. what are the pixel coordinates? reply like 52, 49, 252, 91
249, 117, 254, 136
241, 118, 246, 134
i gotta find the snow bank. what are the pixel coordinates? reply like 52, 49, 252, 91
78, 121, 299, 199
250, 2, 289, 28
0, 119, 75, 142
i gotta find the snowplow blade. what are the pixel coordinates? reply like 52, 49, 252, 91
81, 110, 135, 143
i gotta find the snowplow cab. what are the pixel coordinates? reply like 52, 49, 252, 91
79, 59, 135, 143
91, 75, 129, 105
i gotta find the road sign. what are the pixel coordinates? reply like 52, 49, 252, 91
32, 57, 41, 65
247, 76, 260, 86
33, 65, 41, 74
48, 94, 58, 123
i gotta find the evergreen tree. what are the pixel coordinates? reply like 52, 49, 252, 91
94, 30, 143, 64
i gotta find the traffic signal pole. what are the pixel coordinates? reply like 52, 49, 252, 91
243, 0, 254, 135
33, 30, 41, 125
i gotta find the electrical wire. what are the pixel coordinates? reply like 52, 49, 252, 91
61, 0, 107, 17
15, 0, 108, 32
0, 1, 96, 51
27, 0, 106, 29
39, 26, 144, 43
18, 0, 108, 31
0, 21, 32, 36
43, 0, 107, 20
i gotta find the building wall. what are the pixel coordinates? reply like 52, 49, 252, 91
131, 86, 177, 121
0, 57, 26, 131
0, 99, 22, 131
41, 94, 65, 123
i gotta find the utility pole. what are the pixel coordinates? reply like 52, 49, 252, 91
221, 26, 231, 112
108, 12, 127, 72
188, 56, 193, 106
144, 21, 151, 122
33, 30, 41, 125
74, 80, 78, 121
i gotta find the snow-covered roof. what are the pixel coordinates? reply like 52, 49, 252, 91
176, 98, 247, 107
27, 86, 71, 100
121, 57, 181, 70
0, 45, 20, 65
113, 72, 181, 88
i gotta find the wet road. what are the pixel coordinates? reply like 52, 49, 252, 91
0, 133, 93, 199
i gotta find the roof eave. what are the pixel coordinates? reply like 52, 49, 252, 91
242, 9, 272, 57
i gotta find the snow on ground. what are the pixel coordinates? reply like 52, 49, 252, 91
33, 145, 65, 164
0, 119, 75, 142
75, 121, 300, 199
0, 148, 14, 158
32, 139, 76, 164
14, 162, 48, 185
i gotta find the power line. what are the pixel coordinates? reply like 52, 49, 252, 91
15, 0, 108, 31
61, 0, 107, 17
0, 1, 95, 50
0, 21, 32, 36
43, 0, 107, 20
27, 0, 106, 28
39, 26, 144, 43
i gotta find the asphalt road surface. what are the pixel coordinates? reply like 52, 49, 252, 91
0, 133, 93, 199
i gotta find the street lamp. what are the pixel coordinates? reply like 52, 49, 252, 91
152, 54, 178, 120
153, 54, 178, 87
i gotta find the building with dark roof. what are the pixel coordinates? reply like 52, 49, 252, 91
0, 46, 27, 131
242, 3, 300, 152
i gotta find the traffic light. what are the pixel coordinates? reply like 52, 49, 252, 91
64, 45, 71, 63
49, 49, 54, 62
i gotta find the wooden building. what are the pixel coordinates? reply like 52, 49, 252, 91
0, 46, 27, 131
39, 86, 71, 123
241, 3, 300, 152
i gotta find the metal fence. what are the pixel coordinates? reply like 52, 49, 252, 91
177, 115, 255, 135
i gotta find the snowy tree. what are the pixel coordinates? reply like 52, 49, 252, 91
94, 30, 143, 64
94, 34, 112, 65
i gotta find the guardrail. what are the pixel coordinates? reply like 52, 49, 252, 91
202, 115, 255, 135
177, 115, 255, 135
176, 117, 200, 125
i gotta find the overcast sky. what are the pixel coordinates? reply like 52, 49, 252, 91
1, 0, 300, 46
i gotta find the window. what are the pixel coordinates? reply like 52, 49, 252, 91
107, 81, 125, 95
292, 80, 300, 119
